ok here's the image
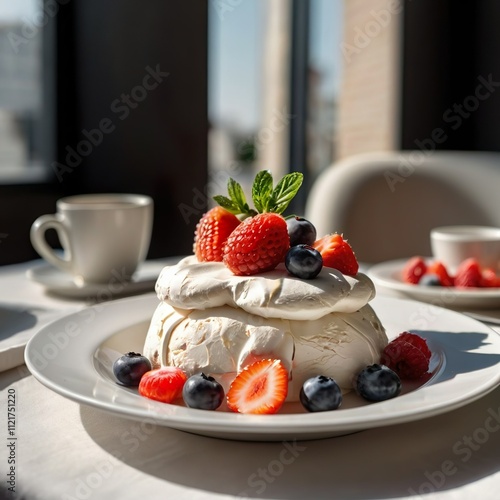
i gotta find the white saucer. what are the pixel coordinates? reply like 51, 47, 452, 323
25, 294, 500, 441
26, 259, 177, 299
368, 258, 500, 309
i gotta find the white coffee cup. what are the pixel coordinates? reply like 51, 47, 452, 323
430, 225, 500, 272
30, 193, 153, 285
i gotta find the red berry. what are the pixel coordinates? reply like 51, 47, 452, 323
402, 256, 427, 284
312, 234, 359, 276
481, 267, 500, 287
194, 207, 241, 262
138, 367, 187, 403
425, 261, 454, 286
223, 213, 290, 276
381, 333, 430, 380
454, 258, 482, 288
226, 359, 289, 414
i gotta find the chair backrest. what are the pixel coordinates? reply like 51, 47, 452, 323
305, 151, 500, 263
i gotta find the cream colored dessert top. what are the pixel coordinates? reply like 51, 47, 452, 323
155, 256, 376, 321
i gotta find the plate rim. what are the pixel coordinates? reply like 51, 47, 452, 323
24, 293, 500, 439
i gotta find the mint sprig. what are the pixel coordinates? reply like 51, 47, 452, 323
213, 170, 303, 216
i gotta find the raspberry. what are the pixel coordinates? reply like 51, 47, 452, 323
381, 333, 430, 380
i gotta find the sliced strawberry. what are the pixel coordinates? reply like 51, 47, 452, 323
401, 256, 427, 284
312, 233, 359, 276
481, 267, 500, 288
138, 367, 187, 403
223, 213, 290, 276
454, 258, 482, 288
426, 261, 454, 286
194, 206, 241, 262
226, 359, 289, 414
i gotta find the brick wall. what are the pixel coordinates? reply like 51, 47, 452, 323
337, 0, 403, 159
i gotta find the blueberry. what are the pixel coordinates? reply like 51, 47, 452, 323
286, 216, 317, 247
113, 352, 152, 387
419, 274, 442, 286
182, 373, 225, 410
300, 375, 343, 412
355, 364, 401, 402
285, 244, 323, 279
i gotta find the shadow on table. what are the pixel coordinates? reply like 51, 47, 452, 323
0, 304, 38, 340
80, 385, 500, 499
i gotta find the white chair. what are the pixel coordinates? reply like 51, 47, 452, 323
305, 151, 500, 263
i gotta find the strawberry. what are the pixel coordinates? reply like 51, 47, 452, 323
425, 260, 454, 286
194, 206, 241, 262
226, 359, 289, 414
138, 367, 187, 403
212, 170, 303, 276
481, 267, 500, 287
401, 256, 427, 284
380, 333, 431, 380
223, 213, 289, 275
454, 258, 482, 288
312, 233, 359, 275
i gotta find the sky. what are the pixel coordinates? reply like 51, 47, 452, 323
209, 0, 343, 132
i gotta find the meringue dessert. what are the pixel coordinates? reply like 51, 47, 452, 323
143, 255, 388, 401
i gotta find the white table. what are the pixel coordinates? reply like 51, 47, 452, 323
1, 260, 500, 500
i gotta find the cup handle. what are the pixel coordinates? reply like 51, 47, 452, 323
30, 214, 73, 274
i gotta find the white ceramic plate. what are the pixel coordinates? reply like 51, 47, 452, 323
25, 294, 500, 441
368, 258, 500, 309
26, 260, 169, 299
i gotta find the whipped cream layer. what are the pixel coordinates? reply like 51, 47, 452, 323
155, 256, 376, 320
144, 301, 387, 401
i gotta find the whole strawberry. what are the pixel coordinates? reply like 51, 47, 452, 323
211, 170, 303, 276
224, 213, 289, 275
194, 206, 241, 262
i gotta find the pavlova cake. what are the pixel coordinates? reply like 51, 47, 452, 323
139, 170, 392, 413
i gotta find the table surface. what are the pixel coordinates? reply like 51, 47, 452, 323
1, 259, 499, 500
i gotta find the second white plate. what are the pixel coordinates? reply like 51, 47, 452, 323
24, 293, 500, 441
368, 258, 500, 309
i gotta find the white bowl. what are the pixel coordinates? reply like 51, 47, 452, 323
430, 225, 500, 272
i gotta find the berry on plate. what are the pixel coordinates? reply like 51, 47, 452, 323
226, 359, 288, 414
194, 206, 241, 262
285, 244, 323, 279
481, 267, 500, 287
312, 233, 359, 276
112, 352, 152, 387
138, 367, 188, 403
354, 364, 401, 401
182, 373, 225, 411
402, 256, 427, 284
454, 258, 482, 288
425, 260, 454, 286
286, 216, 317, 247
418, 273, 442, 286
380, 332, 431, 380
299, 375, 342, 412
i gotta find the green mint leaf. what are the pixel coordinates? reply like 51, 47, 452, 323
227, 177, 253, 215
212, 195, 240, 214
252, 170, 273, 213
269, 172, 303, 214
